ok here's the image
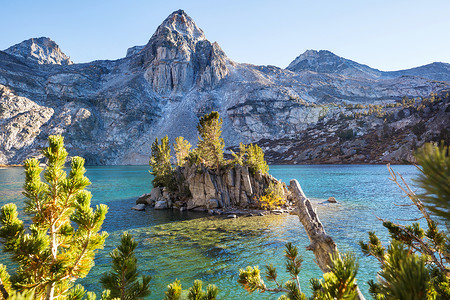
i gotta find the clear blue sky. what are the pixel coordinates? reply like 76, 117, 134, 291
1, 0, 449, 71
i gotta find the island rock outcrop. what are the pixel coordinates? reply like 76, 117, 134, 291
141, 164, 290, 211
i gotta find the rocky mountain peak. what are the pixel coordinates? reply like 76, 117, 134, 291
4, 37, 72, 65
287, 49, 381, 78
133, 10, 229, 95
156, 9, 205, 42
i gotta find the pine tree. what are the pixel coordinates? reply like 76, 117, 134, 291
163, 280, 218, 300
163, 280, 182, 300
414, 143, 450, 221
173, 137, 192, 167
149, 136, 173, 187
238, 242, 358, 299
100, 232, 151, 300
0, 135, 108, 300
360, 142, 450, 299
245, 144, 269, 175
196, 112, 225, 169
231, 143, 247, 166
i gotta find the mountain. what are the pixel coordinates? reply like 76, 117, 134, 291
287, 50, 382, 78
4, 37, 72, 65
287, 49, 450, 81
0, 10, 449, 165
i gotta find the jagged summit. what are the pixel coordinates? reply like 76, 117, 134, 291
132, 9, 229, 94
156, 9, 205, 41
287, 49, 381, 78
4, 37, 72, 65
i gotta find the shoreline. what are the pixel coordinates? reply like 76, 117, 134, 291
0, 164, 23, 167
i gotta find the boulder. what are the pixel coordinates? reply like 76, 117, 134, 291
162, 188, 169, 199
150, 187, 162, 202
154, 200, 168, 210
327, 197, 337, 203
131, 204, 146, 211
136, 193, 151, 204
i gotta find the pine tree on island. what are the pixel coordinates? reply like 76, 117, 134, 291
148, 111, 286, 211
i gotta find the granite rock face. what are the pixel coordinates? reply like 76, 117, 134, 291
0, 85, 54, 163
126, 45, 145, 57
4, 37, 72, 65
0, 10, 449, 165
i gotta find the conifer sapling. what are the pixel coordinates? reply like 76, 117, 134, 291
100, 232, 151, 300
0, 135, 108, 300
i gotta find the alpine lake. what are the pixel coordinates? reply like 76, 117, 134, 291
0, 164, 421, 299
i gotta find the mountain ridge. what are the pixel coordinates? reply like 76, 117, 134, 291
0, 10, 449, 165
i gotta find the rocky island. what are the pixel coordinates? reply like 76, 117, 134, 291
136, 112, 295, 213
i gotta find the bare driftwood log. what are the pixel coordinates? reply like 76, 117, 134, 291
289, 179, 366, 300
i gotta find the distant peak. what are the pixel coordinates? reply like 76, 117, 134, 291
287, 49, 381, 78
295, 49, 338, 60
155, 9, 205, 41
4, 37, 72, 65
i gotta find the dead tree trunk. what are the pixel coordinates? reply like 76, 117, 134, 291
289, 179, 366, 300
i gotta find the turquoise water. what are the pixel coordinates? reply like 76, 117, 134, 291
0, 165, 421, 299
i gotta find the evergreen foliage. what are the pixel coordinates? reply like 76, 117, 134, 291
163, 280, 217, 300
149, 113, 271, 197
163, 280, 182, 300
187, 280, 218, 300
414, 142, 450, 221
0, 264, 11, 299
230, 143, 247, 166
196, 111, 225, 169
100, 232, 151, 300
360, 142, 450, 299
245, 144, 269, 175
0, 135, 108, 300
174, 137, 192, 167
65, 284, 101, 300
310, 252, 359, 300
149, 136, 173, 187
370, 241, 429, 300
238, 242, 358, 299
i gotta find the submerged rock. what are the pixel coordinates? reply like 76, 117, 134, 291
131, 204, 146, 211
